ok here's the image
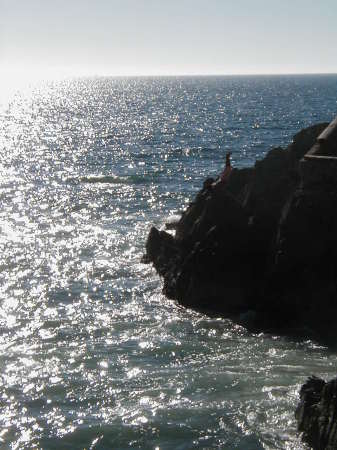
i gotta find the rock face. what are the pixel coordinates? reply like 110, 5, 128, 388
143, 122, 337, 337
296, 376, 337, 449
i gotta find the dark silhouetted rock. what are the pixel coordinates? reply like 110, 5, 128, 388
296, 376, 337, 449
142, 122, 337, 337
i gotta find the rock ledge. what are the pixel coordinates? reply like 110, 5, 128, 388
296, 376, 337, 449
143, 122, 337, 338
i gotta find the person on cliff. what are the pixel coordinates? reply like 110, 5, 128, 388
211, 152, 232, 187
220, 151, 232, 182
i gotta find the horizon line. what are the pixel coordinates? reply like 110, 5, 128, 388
2, 66, 337, 77
1, 68, 337, 88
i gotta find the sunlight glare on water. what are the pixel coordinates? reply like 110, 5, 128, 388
0, 75, 337, 449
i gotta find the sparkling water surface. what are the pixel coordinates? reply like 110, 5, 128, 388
0, 75, 337, 449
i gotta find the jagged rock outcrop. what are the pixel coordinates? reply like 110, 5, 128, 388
143, 122, 337, 336
296, 376, 337, 449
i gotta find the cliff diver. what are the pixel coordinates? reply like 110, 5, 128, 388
220, 151, 232, 182
212, 151, 232, 187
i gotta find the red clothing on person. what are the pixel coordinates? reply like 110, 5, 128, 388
220, 165, 232, 182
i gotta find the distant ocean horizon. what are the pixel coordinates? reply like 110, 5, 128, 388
0, 74, 336, 449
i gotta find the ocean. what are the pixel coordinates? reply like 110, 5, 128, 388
0, 74, 336, 449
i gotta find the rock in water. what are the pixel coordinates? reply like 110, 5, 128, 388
296, 376, 337, 449
142, 122, 337, 337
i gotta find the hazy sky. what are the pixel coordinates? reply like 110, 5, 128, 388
1, 0, 337, 77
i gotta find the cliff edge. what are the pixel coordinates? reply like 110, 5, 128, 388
143, 121, 337, 339
296, 376, 337, 449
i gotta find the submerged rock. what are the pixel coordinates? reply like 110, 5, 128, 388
143, 121, 337, 337
296, 376, 337, 449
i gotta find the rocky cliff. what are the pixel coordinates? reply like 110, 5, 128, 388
143, 122, 337, 338
296, 376, 337, 449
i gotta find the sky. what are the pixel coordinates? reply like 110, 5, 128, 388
1, 0, 337, 78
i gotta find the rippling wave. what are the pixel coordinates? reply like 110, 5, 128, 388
78, 174, 155, 185
0, 75, 336, 449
